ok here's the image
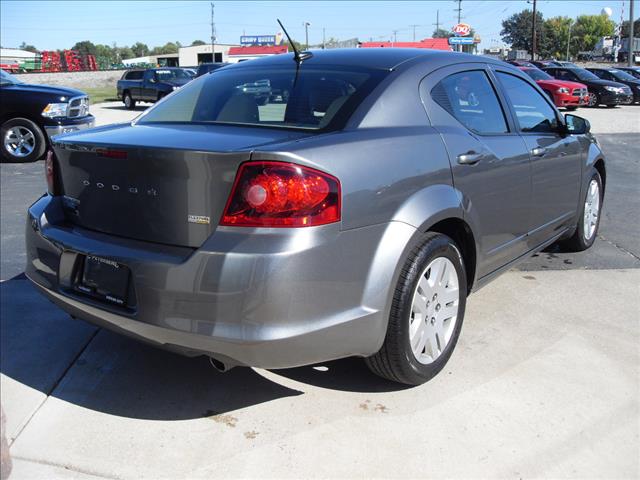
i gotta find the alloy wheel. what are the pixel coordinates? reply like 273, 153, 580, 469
3, 126, 35, 158
583, 179, 600, 241
409, 256, 460, 365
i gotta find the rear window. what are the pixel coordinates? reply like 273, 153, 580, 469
137, 65, 385, 130
155, 69, 190, 81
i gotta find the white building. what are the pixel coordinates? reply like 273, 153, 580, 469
178, 44, 240, 66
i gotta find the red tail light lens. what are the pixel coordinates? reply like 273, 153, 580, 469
45, 150, 56, 195
221, 161, 341, 227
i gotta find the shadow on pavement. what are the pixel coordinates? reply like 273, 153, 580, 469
1, 275, 408, 422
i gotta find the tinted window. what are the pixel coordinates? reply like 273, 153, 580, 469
609, 69, 636, 81
155, 69, 190, 81
125, 71, 143, 80
554, 69, 577, 81
496, 72, 558, 133
138, 66, 385, 130
522, 68, 553, 81
571, 68, 600, 81
431, 70, 508, 135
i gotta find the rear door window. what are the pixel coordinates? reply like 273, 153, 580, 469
125, 71, 143, 80
496, 72, 559, 133
430, 70, 509, 135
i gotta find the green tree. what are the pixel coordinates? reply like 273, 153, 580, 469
72, 40, 97, 56
501, 9, 545, 54
191, 40, 206, 46
19, 41, 38, 53
571, 14, 615, 53
432, 28, 451, 38
130, 42, 149, 57
118, 46, 135, 60
282, 39, 303, 52
150, 42, 180, 55
540, 16, 573, 59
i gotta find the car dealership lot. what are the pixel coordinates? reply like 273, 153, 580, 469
1, 104, 639, 478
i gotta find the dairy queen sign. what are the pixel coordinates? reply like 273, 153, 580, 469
452, 23, 471, 36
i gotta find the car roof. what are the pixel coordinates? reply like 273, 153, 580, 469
223, 48, 487, 71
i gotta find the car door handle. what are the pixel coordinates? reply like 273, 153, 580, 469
531, 147, 547, 157
457, 151, 483, 165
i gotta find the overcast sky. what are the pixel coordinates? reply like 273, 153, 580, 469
1, 0, 635, 52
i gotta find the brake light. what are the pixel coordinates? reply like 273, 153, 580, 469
45, 150, 56, 195
221, 161, 341, 227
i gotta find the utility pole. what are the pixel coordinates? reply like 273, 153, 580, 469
303, 21, 311, 50
454, 0, 463, 52
433, 9, 440, 33
531, 0, 537, 61
322, 27, 326, 49
210, 2, 216, 63
630, 0, 635, 67
392, 30, 399, 44
410, 24, 420, 42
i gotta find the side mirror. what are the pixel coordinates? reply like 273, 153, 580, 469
149, 76, 157, 83
563, 114, 590, 134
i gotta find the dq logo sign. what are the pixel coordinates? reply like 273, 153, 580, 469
453, 23, 471, 36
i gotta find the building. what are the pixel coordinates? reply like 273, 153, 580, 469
359, 38, 452, 51
0, 48, 38, 71
227, 45, 289, 63
178, 44, 240, 66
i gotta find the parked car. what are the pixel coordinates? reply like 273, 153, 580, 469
618, 66, 640, 79
183, 68, 197, 78
586, 67, 640, 104
519, 66, 589, 110
531, 60, 562, 69
195, 62, 231, 77
0, 70, 94, 162
116, 68, 192, 109
557, 61, 579, 68
507, 59, 537, 68
543, 66, 633, 107
26, 50, 606, 385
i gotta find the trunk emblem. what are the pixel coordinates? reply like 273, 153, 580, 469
188, 215, 210, 225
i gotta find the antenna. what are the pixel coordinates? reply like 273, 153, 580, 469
277, 19, 312, 64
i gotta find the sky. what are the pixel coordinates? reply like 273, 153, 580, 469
0, 0, 636, 53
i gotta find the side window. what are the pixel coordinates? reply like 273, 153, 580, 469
591, 70, 605, 79
431, 70, 508, 135
496, 72, 559, 133
143, 70, 155, 82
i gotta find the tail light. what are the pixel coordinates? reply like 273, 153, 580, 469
221, 161, 341, 227
45, 150, 57, 195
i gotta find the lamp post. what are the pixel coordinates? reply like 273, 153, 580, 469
303, 22, 311, 50
566, 19, 573, 61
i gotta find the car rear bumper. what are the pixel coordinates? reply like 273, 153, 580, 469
44, 116, 95, 140
25, 194, 415, 368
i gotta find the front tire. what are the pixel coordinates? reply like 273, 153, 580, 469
560, 170, 603, 252
366, 233, 467, 385
588, 92, 599, 107
123, 92, 136, 110
1, 118, 46, 163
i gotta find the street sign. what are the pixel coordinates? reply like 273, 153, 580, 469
449, 37, 475, 45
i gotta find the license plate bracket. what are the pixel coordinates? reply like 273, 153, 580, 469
78, 255, 130, 306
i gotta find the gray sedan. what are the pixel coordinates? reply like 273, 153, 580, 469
26, 49, 605, 385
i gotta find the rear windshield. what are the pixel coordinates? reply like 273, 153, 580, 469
522, 68, 553, 81
137, 65, 386, 130
155, 69, 190, 80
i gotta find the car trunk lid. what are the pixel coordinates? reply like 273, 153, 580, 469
53, 123, 311, 247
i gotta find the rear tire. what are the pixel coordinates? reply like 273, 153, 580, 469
123, 92, 136, 110
560, 170, 603, 252
1, 118, 46, 163
366, 233, 467, 385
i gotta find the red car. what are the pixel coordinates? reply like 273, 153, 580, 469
518, 67, 589, 110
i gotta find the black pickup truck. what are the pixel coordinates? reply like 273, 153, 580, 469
0, 69, 94, 162
116, 68, 192, 109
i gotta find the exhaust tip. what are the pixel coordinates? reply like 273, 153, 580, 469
208, 356, 231, 373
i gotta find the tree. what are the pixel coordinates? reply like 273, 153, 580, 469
191, 40, 206, 46
501, 9, 544, 53
72, 40, 97, 56
282, 39, 303, 52
118, 46, 135, 60
432, 28, 451, 38
130, 42, 149, 57
19, 42, 38, 53
540, 16, 573, 59
571, 14, 615, 53
150, 42, 180, 55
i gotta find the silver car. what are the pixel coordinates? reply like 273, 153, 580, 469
26, 49, 605, 385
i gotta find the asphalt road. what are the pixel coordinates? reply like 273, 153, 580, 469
1, 104, 638, 479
